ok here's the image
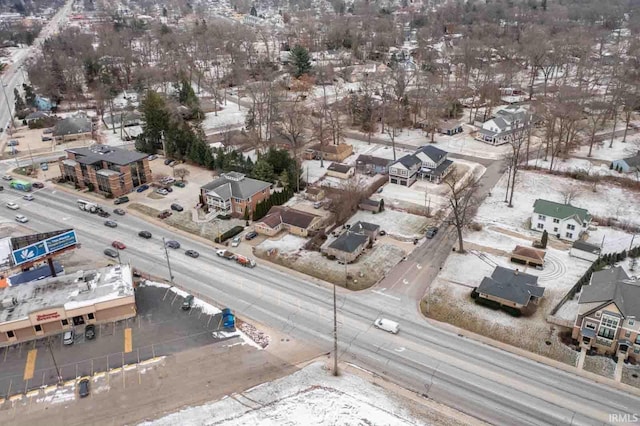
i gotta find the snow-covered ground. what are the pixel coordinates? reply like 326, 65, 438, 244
586, 226, 640, 254
302, 159, 331, 184
573, 136, 640, 161
140, 362, 431, 426
201, 104, 247, 135
257, 234, 307, 254
347, 209, 428, 239
101, 125, 142, 146
528, 157, 617, 177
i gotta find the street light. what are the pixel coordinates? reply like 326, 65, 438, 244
0, 79, 14, 134
162, 237, 175, 284
47, 339, 63, 385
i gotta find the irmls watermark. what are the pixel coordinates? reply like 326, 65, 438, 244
609, 413, 640, 424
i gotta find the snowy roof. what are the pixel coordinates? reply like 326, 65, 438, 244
579, 267, 640, 318
0, 264, 134, 324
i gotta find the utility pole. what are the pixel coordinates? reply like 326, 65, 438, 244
162, 237, 174, 284
1, 79, 14, 135
47, 340, 63, 385
333, 277, 338, 376
630, 234, 636, 251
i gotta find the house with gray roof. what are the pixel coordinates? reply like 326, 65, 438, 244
477, 266, 545, 311
611, 153, 640, 174
414, 145, 454, 183
477, 105, 531, 146
388, 154, 421, 186
572, 267, 640, 361
355, 154, 392, 175
53, 113, 93, 142
323, 231, 370, 263
200, 172, 272, 218
531, 199, 591, 241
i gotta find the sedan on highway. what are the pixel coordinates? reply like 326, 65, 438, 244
104, 220, 117, 228
6, 202, 19, 210
32, 182, 44, 189
113, 208, 126, 215
185, 250, 200, 258
22, 194, 34, 201
138, 231, 152, 239
15, 214, 28, 223
103, 248, 119, 258
111, 241, 126, 250
165, 240, 181, 249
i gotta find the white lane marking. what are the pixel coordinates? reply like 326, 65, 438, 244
371, 290, 401, 301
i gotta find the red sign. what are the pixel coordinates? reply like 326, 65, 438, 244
36, 312, 60, 322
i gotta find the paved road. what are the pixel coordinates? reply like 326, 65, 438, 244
0, 176, 637, 425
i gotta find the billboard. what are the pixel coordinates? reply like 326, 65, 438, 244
12, 230, 78, 266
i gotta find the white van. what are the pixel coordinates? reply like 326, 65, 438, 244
373, 318, 399, 334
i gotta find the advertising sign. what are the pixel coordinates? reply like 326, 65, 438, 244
11, 230, 78, 266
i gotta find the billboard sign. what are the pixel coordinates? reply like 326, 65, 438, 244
12, 230, 78, 266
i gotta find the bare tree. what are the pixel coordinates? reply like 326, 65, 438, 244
174, 168, 190, 181
275, 97, 308, 192
443, 167, 480, 254
559, 187, 581, 205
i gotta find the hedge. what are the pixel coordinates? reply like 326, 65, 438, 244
215, 225, 244, 243
475, 297, 500, 310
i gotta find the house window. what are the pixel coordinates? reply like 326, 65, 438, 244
567, 224, 576, 230
537, 223, 544, 230
236, 204, 243, 213
625, 331, 631, 338
34, 324, 42, 332
538, 214, 546, 221
598, 314, 619, 340
635, 347, 640, 354
566, 232, 573, 239
553, 227, 558, 232
636, 335, 640, 345
585, 322, 596, 330
553, 218, 559, 223
88, 313, 95, 320
61, 319, 68, 326
629, 319, 635, 326
6, 330, 14, 338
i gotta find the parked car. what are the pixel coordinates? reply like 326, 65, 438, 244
147, 154, 157, 161
161, 177, 175, 184
97, 210, 110, 218
22, 194, 34, 201
158, 210, 172, 219
15, 214, 28, 223
182, 295, 194, 310
165, 240, 180, 249
170, 203, 183, 212
138, 230, 152, 239
104, 248, 118, 258
41, 136, 53, 142
114, 196, 129, 205
164, 186, 173, 193
231, 236, 241, 247
173, 181, 186, 188
168, 160, 177, 167
426, 227, 438, 239
32, 182, 44, 189
78, 378, 90, 398
6, 202, 19, 210
113, 208, 126, 215
136, 184, 149, 192
155, 188, 168, 196
7, 139, 18, 146
85, 324, 96, 340
313, 201, 323, 209
63, 330, 74, 345
0, 185, 3, 191
185, 249, 199, 258
2, 175, 13, 181
164, 158, 173, 165
112, 241, 126, 250
245, 231, 258, 240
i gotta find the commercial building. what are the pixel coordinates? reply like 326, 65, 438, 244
59, 145, 151, 197
0, 264, 136, 346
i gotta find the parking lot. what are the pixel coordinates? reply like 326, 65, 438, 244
0, 285, 237, 399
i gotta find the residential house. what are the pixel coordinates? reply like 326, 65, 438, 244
388, 154, 421, 186
326, 163, 355, 179
34, 95, 54, 112
570, 240, 602, 262
350, 221, 380, 241
347, 63, 389, 83
254, 206, 323, 237
53, 113, 93, 142
572, 267, 640, 361
510, 245, 545, 268
355, 155, 392, 175
200, 172, 271, 217
309, 143, 354, 162
414, 145, 454, 183
476, 105, 531, 146
477, 266, 545, 311
611, 153, 640, 174
323, 231, 370, 263
438, 122, 463, 136
24, 111, 49, 124
59, 145, 151, 197
305, 187, 325, 202
531, 199, 591, 242
358, 198, 383, 213
104, 111, 142, 128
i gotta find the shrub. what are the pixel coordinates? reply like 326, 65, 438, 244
470, 288, 479, 299
475, 297, 500, 310
215, 225, 244, 243
216, 214, 231, 220
502, 306, 522, 317
470, 222, 483, 231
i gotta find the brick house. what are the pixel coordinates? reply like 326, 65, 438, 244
59, 145, 151, 197
254, 206, 323, 237
200, 172, 271, 217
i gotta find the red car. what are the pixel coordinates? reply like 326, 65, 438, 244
111, 241, 126, 250
158, 210, 172, 219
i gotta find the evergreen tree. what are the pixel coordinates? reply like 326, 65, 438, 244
13, 88, 25, 112
541, 230, 548, 248
290, 45, 312, 78
252, 158, 275, 182
279, 170, 290, 188
22, 84, 36, 107
140, 91, 170, 152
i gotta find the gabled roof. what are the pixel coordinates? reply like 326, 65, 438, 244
391, 154, 421, 169
416, 145, 448, 163
53, 115, 92, 137
512, 246, 546, 262
328, 231, 369, 253
533, 199, 591, 224
620, 154, 640, 168
478, 266, 545, 306
350, 221, 380, 234
571, 240, 601, 255
25, 111, 49, 121
579, 266, 640, 318
66, 144, 147, 166
327, 163, 354, 174
264, 206, 319, 229
356, 154, 392, 167
201, 173, 271, 200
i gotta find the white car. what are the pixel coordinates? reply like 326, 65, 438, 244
231, 236, 241, 247
6, 202, 19, 210
155, 188, 168, 196
23, 194, 34, 201
15, 214, 28, 223
2, 175, 12, 181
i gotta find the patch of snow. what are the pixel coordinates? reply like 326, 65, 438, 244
302, 160, 330, 184
573, 136, 640, 161
257, 234, 307, 254
36, 386, 75, 404
555, 296, 579, 322
202, 105, 247, 135
586, 226, 640, 254
347, 209, 428, 239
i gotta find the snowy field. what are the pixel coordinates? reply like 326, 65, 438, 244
140, 362, 440, 426
347, 209, 428, 239
573, 136, 640, 161
201, 104, 247, 135
586, 226, 640, 254
257, 234, 307, 254
101, 125, 142, 146
528, 157, 617, 177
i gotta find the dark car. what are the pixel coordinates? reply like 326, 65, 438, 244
32, 182, 44, 189
138, 231, 152, 239
379, 230, 387, 236
165, 186, 173, 192
245, 231, 258, 240
165, 240, 180, 249
164, 158, 172, 165
185, 249, 199, 258
136, 184, 149, 193
158, 210, 172, 219
182, 295, 194, 310
113, 208, 126, 215
104, 248, 118, 258
173, 181, 186, 188
0, 185, 3, 191
104, 220, 117, 228
85, 324, 96, 340
97, 210, 110, 218
78, 378, 90, 398
170, 203, 183, 212
114, 196, 129, 205
426, 227, 438, 239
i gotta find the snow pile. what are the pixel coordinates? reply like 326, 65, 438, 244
202, 106, 247, 135
139, 362, 426, 426
257, 234, 307, 254
36, 384, 75, 404
347, 209, 427, 239
238, 322, 270, 348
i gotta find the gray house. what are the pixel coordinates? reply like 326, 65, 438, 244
355, 154, 392, 175
611, 154, 640, 174
477, 266, 545, 310
414, 145, 454, 183
388, 154, 421, 186
323, 231, 369, 263
477, 106, 532, 146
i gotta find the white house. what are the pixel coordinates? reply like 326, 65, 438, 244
477, 105, 531, 146
414, 145, 454, 183
531, 199, 591, 242
388, 154, 421, 186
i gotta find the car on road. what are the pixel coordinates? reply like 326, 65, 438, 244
245, 231, 258, 240
136, 184, 149, 192
63, 330, 74, 345
113, 208, 126, 215
170, 203, 183, 212
15, 214, 28, 223
104, 248, 118, 258
114, 196, 129, 205
112, 241, 126, 250
182, 295, 194, 310
6, 202, 19, 210
426, 227, 438, 239
78, 378, 90, 398
138, 230, 152, 239
373, 318, 400, 334
85, 324, 96, 340
231, 236, 241, 247
32, 182, 44, 189
165, 240, 180, 249
185, 249, 199, 258
1, 175, 11, 181
97, 210, 110, 218
104, 220, 117, 228
22, 194, 34, 201
158, 210, 172, 219
155, 188, 168, 196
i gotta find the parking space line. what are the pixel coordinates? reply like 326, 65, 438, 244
23, 349, 37, 381
124, 328, 132, 353
2, 347, 7, 362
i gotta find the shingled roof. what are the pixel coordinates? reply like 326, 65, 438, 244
579, 267, 640, 318
478, 266, 545, 306
328, 231, 369, 253
533, 199, 591, 224
201, 172, 271, 201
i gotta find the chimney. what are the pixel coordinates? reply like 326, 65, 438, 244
515, 269, 519, 275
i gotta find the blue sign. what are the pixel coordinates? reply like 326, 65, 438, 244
11, 230, 79, 266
